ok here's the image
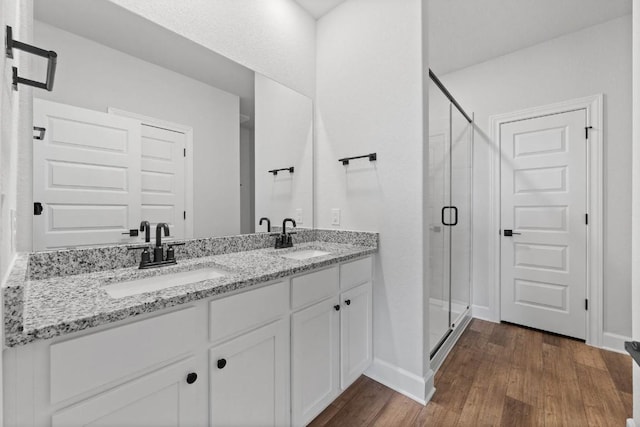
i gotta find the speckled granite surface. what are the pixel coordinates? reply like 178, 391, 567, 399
27, 228, 318, 281
4, 230, 377, 347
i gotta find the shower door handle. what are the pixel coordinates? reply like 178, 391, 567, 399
441, 206, 458, 226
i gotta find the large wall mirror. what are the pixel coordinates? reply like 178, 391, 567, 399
28, 0, 313, 251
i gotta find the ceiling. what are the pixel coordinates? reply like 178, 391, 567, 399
429, 0, 632, 75
293, 0, 347, 19
34, 0, 256, 128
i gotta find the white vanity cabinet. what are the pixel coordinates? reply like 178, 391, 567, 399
291, 257, 373, 426
3, 255, 373, 427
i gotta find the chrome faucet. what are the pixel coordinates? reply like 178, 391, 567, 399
275, 218, 296, 249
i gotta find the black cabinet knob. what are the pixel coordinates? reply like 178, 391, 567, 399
345, 299, 351, 306
334, 304, 340, 311
186, 372, 197, 384
217, 358, 227, 369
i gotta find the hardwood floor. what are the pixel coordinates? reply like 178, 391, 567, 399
310, 319, 632, 426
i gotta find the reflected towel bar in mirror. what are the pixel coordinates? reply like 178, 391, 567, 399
338, 153, 377, 165
268, 167, 294, 175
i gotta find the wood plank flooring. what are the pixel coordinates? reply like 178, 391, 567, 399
310, 319, 632, 426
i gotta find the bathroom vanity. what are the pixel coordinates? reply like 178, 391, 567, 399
3, 231, 377, 427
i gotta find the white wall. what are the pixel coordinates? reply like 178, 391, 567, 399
631, 1, 640, 423
441, 16, 633, 340
107, 0, 316, 99
254, 74, 313, 228
1, 0, 34, 423
31, 22, 241, 241
316, 0, 431, 402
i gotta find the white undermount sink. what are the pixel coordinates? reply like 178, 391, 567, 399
104, 267, 227, 299
279, 249, 331, 260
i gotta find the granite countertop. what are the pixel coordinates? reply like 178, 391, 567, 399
5, 240, 376, 347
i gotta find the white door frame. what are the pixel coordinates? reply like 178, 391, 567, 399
488, 94, 604, 347
108, 108, 194, 239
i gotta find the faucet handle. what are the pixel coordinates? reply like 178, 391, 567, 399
127, 245, 150, 250
128, 245, 151, 268
166, 242, 185, 262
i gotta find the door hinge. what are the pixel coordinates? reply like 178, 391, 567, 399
183, 211, 186, 220
585, 213, 589, 225
585, 299, 589, 310
33, 202, 43, 215
585, 126, 593, 139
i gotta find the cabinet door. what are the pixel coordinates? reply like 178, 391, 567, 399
340, 282, 373, 389
51, 357, 200, 427
209, 319, 290, 427
291, 297, 340, 426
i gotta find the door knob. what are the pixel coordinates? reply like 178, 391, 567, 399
345, 299, 351, 306
503, 229, 521, 237
334, 304, 340, 311
217, 359, 227, 369
186, 372, 197, 384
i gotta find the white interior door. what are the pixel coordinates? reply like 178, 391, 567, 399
500, 109, 587, 339
33, 99, 141, 250
140, 125, 186, 239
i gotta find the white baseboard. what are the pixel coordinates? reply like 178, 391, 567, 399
471, 304, 497, 322
365, 358, 434, 405
626, 418, 636, 427
602, 332, 630, 354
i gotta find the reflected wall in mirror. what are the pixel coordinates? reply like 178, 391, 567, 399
255, 75, 313, 231
28, 0, 313, 251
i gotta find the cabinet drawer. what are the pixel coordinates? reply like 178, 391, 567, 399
209, 281, 288, 343
291, 267, 339, 310
340, 257, 372, 290
50, 307, 197, 404
52, 357, 200, 427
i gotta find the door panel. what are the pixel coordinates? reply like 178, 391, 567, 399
209, 320, 289, 427
140, 125, 186, 239
291, 297, 340, 426
500, 109, 587, 339
340, 282, 372, 389
33, 99, 141, 250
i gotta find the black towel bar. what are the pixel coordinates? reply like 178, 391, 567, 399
268, 167, 294, 176
338, 153, 377, 165
6, 26, 57, 91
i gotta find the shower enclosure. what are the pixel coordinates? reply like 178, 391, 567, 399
428, 70, 473, 365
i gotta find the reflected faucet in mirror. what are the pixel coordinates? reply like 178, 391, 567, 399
140, 221, 151, 243
275, 218, 296, 249
259, 217, 271, 232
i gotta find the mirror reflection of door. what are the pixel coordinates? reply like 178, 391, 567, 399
33, 100, 189, 250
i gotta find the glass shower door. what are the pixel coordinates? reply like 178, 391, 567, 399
428, 82, 452, 353
449, 107, 472, 330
